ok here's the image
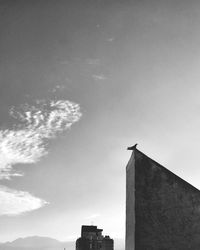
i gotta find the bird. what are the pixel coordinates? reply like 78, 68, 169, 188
127, 143, 138, 150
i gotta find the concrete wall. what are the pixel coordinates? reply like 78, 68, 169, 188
126, 152, 135, 250
126, 149, 200, 250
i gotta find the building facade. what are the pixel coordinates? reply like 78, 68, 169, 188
76, 225, 114, 250
126, 147, 200, 250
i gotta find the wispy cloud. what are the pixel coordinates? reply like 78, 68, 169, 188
0, 186, 47, 216
51, 85, 66, 93
0, 99, 81, 179
92, 74, 107, 81
0, 99, 82, 215
106, 37, 115, 42
86, 59, 100, 66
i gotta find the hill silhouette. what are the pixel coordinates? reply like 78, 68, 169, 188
0, 236, 73, 250
0, 236, 124, 250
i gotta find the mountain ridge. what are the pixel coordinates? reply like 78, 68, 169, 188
0, 235, 124, 250
0, 236, 73, 250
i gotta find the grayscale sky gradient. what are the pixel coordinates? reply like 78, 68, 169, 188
1, 0, 200, 244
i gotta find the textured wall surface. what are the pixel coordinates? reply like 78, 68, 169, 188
126, 149, 200, 250
126, 153, 135, 250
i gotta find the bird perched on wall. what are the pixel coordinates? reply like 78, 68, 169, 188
127, 144, 138, 150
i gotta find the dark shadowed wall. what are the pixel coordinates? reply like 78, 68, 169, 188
126, 149, 200, 250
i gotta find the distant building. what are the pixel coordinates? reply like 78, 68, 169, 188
76, 225, 114, 250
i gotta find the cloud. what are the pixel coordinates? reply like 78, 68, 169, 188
92, 74, 107, 81
51, 85, 66, 93
0, 99, 82, 180
106, 37, 115, 42
0, 99, 82, 215
86, 59, 100, 66
0, 186, 47, 216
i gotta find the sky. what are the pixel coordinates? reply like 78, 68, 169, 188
1, 0, 200, 245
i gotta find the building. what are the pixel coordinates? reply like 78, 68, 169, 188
126, 146, 200, 250
76, 225, 114, 250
